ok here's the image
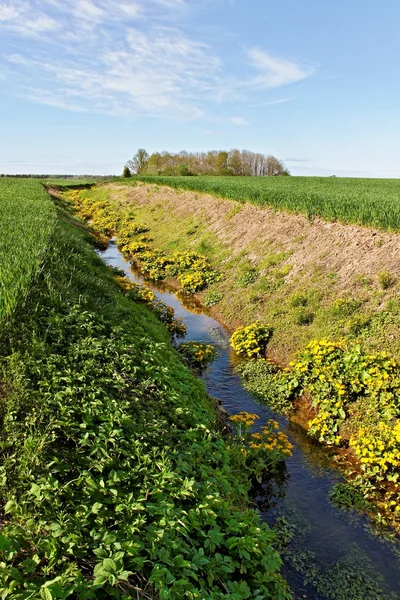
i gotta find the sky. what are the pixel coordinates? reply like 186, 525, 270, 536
0, 0, 399, 177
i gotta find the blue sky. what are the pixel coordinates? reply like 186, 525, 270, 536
0, 0, 399, 176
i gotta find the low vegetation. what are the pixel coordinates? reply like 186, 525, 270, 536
0, 182, 292, 598
54, 181, 400, 534
230, 327, 400, 530
65, 187, 221, 295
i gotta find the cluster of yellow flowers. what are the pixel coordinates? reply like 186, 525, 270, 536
350, 422, 400, 479
230, 321, 272, 358
177, 271, 207, 293
228, 413, 293, 469
114, 275, 155, 303
119, 240, 152, 255
177, 341, 218, 369
229, 411, 259, 427
288, 339, 400, 448
66, 190, 124, 247
250, 420, 293, 456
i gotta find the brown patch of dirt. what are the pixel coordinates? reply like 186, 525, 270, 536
106, 182, 400, 288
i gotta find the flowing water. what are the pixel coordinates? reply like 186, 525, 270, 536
100, 240, 400, 600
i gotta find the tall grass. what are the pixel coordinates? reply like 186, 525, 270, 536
134, 176, 400, 231
0, 179, 56, 324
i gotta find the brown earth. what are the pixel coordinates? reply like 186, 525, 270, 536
107, 182, 400, 287
101, 182, 400, 363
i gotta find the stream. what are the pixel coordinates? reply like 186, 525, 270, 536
100, 240, 400, 600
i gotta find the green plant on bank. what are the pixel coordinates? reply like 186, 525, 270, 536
378, 271, 396, 290
64, 188, 222, 296
203, 289, 223, 307
0, 197, 291, 598
230, 322, 272, 358
329, 482, 375, 514
177, 341, 218, 371
237, 268, 259, 288
294, 307, 315, 326
236, 360, 296, 415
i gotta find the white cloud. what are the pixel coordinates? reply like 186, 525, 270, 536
0, 1, 314, 119
247, 48, 313, 88
0, 3, 19, 21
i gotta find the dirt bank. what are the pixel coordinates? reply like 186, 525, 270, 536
103, 182, 400, 363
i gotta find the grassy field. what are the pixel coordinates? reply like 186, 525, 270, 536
0, 178, 56, 325
133, 175, 400, 231
42, 178, 99, 187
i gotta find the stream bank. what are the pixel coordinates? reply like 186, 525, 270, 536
100, 239, 400, 600
63, 182, 400, 534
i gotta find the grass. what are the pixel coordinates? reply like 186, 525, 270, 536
42, 179, 100, 187
0, 178, 56, 325
130, 175, 400, 232
0, 190, 290, 599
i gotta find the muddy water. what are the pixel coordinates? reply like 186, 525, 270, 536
100, 240, 400, 600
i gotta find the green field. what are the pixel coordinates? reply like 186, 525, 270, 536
0, 178, 56, 325
134, 175, 400, 231
42, 178, 99, 187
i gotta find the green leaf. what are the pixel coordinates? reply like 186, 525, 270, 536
0, 536, 10, 551
40, 588, 53, 600
103, 558, 117, 573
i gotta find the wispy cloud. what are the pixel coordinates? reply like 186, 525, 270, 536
253, 97, 293, 107
0, 0, 315, 119
247, 48, 313, 88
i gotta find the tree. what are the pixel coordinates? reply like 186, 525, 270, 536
216, 151, 229, 174
127, 149, 149, 175
122, 165, 131, 178
228, 149, 244, 176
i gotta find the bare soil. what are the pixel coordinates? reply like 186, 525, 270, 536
102, 182, 400, 363
107, 182, 400, 287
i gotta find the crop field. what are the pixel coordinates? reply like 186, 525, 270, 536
135, 175, 400, 231
42, 178, 99, 187
0, 178, 56, 325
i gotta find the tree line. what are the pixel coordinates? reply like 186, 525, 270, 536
124, 149, 290, 177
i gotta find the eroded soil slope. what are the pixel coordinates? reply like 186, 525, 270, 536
105, 182, 400, 362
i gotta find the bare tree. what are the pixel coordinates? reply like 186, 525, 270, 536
127, 149, 150, 175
